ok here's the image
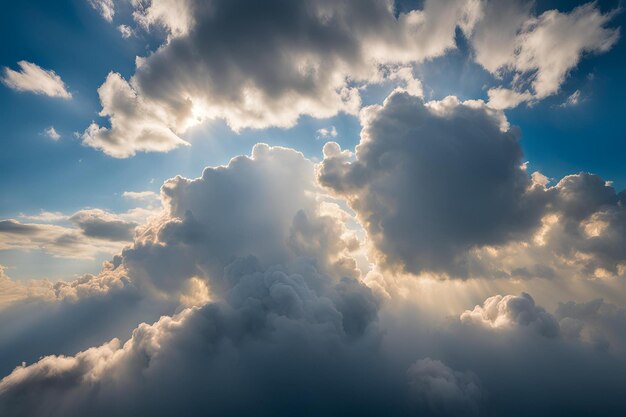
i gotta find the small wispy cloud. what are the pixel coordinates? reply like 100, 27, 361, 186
117, 24, 133, 39
43, 126, 61, 141
2, 61, 71, 99
559, 90, 582, 107
316, 126, 338, 140
88, 0, 115, 22
122, 191, 159, 201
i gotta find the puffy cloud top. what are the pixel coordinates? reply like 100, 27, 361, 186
318, 92, 548, 276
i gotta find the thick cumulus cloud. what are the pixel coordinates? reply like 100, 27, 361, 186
461, 292, 559, 337
79, 0, 620, 157
318, 91, 548, 276
0, 146, 395, 417
318, 90, 626, 280
2, 141, 626, 415
122, 143, 361, 297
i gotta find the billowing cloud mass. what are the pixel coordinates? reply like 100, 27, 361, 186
318, 91, 548, 276
82, 0, 482, 156
318, 90, 626, 280
1, 61, 71, 99
78, 0, 619, 157
461, 292, 559, 337
480, 2, 619, 109
407, 358, 483, 415
2, 140, 626, 416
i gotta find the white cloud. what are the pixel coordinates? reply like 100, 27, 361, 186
81, 0, 482, 157
42, 127, 60, 141
479, 2, 619, 109
0, 207, 158, 258
560, 89, 582, 107
81, 72, 189, 158
1, 61, 71, 99
461, 292, 560, 337
88, 0, 115, 22
122, 191, 158, 201
316, 126, 337, 140
117, 24, 133, 38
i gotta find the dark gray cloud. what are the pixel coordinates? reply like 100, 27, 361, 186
69, 209, 138, 241
318, 91, 626, 281
407, 358, 483, 416
318, 92, 548, 276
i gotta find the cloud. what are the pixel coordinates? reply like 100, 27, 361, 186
117, 24, 133, 38
122, 191, 158, 201
81, 72, 190, 158
0, 207, 158, 259
316, 126, 338, 140
556, 298, 626, 352
76, 1, 619, 157
18, 211, 67, 222
559, 90, 582, 107
42, 126, 61, 141
318, 89, 626, 281
477, 2, 619, 108
69, 209, 138, 241
318, 91, 548, 276
122, 144, 361, 297
88, 0, 115, 22
1, 61, 71, 99
81, 0, 483, 156
2, 141, 626, 415
407, 358, 483, 415
461, 292, 560, 337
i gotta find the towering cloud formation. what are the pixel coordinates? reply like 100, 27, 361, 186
318, 90, 626, 281
318, 91, 548, 276
2, 138, 626, 416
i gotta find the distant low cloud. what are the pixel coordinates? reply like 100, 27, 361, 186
122, 191, 158, 201
1, 61, 71, 99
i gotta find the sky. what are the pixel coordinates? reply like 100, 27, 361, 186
0, 1, 626, 416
